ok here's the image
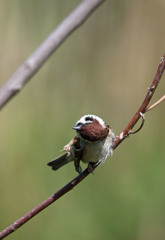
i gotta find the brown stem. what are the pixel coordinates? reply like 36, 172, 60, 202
114, 54, 165, 149
0, 54, 165, 239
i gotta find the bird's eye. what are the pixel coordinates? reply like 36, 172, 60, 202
85, 116, 93, 122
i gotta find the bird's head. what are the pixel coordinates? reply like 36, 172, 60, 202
72, 114, 110, 142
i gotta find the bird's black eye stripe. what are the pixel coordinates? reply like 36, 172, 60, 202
76, 122, 82, 126
85, 116, 93, 122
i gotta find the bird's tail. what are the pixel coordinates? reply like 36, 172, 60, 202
47, 152, 72, 171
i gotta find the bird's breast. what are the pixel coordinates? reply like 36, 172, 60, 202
81, 132, 114, 163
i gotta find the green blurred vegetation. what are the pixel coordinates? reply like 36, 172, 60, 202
0, 0, 165, 239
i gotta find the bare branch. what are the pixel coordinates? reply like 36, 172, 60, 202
0, 170, 90, 239
0, 0, 105, 110
114, 54, 165, 149
0, 53, 165, 240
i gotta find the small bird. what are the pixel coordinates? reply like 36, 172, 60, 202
47, 115, 115, 174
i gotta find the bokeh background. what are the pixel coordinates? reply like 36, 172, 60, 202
0, 0, 165, 239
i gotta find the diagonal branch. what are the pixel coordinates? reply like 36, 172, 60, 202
114, 55, 165, 149
0, 170, 90, 240
0, 54, 165, 240
0, 0, 105, 110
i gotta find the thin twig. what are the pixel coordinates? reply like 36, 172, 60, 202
0, 54, 165, 239
145, 95, 165, 112
128, 112, 145, 135
0, 0, 105, 110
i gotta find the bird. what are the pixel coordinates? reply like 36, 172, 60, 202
47, 114, 115, 174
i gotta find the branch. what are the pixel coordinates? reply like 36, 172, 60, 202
0, 170, 90, 240
114, 55, 165, 149
0, 54, 165, 239
0, 0, 105, 110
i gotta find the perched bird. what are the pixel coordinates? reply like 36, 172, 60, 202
47, 115, 115, 174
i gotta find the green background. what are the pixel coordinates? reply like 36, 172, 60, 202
0, 0, 165, 239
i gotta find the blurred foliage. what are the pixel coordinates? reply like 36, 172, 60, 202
0, 0, 165, 239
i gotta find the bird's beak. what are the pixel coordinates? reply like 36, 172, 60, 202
72, 124, 82, 131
